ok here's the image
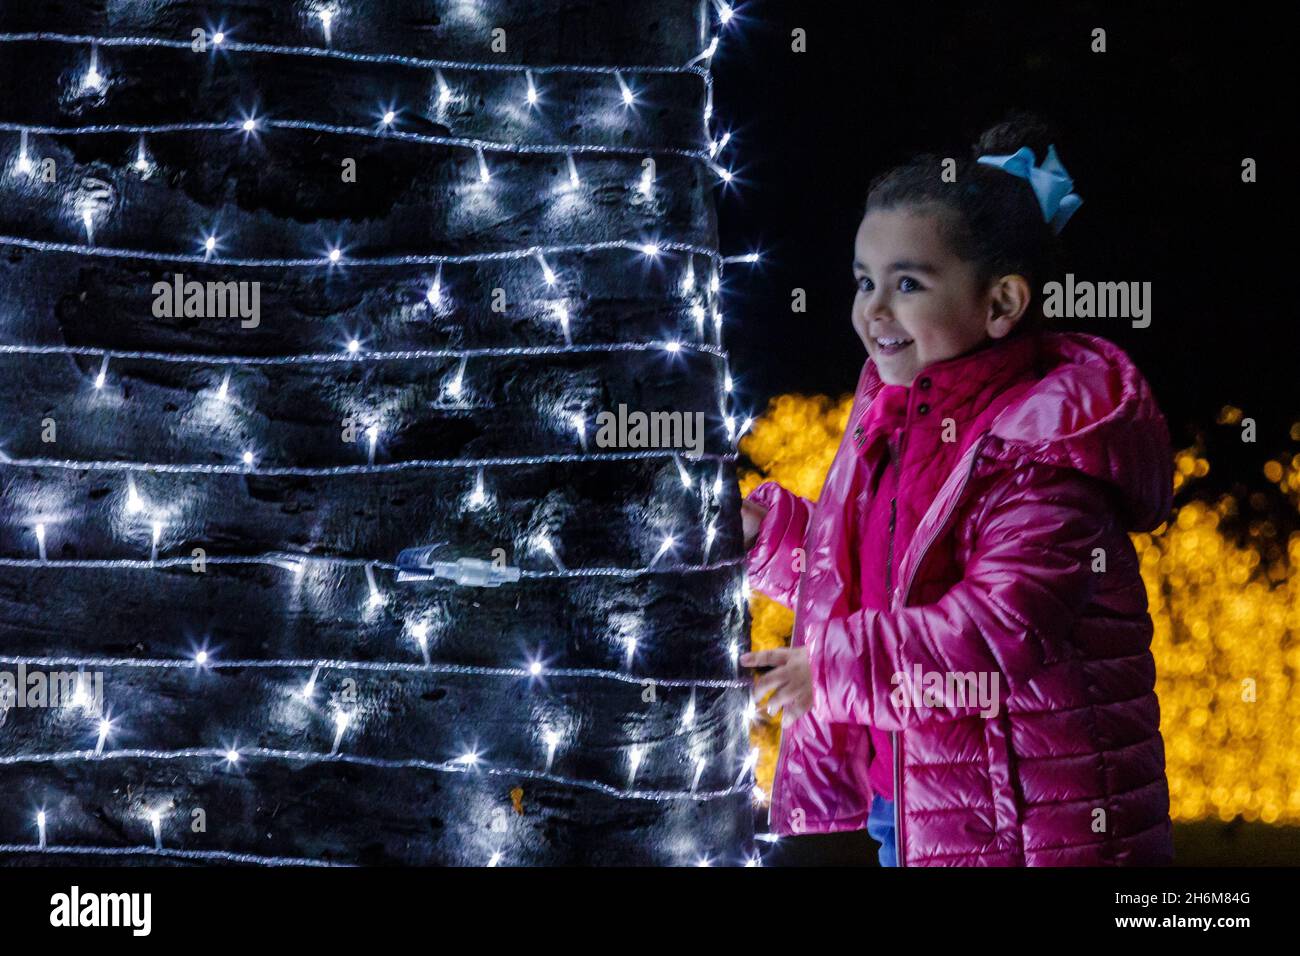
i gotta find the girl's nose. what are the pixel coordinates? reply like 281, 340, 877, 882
863, 290, 892, 322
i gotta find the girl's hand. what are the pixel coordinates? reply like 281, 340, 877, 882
740, 498, 770, 550
740, 647, 813, 723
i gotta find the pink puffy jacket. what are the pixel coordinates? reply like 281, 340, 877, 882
745, 331, 1175, 866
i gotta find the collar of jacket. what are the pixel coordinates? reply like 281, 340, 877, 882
851, 331, 1043, 457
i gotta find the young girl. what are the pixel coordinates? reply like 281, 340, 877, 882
739, 117, 1175, 866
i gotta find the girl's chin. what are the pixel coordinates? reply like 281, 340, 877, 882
870, 351, 919, 385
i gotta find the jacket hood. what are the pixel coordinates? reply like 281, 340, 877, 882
982, 331, 1173, 532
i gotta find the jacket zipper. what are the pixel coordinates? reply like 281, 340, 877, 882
885, 432, 904, 867
889, 432, 990, 866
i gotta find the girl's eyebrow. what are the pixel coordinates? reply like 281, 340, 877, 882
852, 259, 938, 274
888, 259, 938, 275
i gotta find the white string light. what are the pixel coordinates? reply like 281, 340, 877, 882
535, 252, 557, 286
1, 745, 752, 804
466, 468, 488, 509
364, 561, 384, 610
0, 16, 758, 867
14, 128, 31, 174
427, 263, 443, 305
124, 476, 144, 514
300, 666, 321, 700
554, 302, 572, 344
615, 71, 635, 106
83, 44, 103, 90
331, 710, 350, 754
674, 454, 693, 487
317, 7, 335, 45
444, 356, 467, 398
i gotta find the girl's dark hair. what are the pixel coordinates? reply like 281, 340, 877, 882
864, 112, 1066, 333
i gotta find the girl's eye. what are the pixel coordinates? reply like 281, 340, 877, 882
898, 276, 923, 293
855, 276, 874, 293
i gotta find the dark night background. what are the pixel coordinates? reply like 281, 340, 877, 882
711, 1, 1298, 864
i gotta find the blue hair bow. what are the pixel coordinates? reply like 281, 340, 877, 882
976, 144, 1082, 234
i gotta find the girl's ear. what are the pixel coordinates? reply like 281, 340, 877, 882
985, 274, 1032, 339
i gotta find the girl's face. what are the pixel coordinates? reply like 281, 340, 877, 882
851, 207, 1009, 386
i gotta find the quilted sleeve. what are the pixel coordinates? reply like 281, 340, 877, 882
743, 480, 813, 611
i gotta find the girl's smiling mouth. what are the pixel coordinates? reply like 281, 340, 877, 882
873, 336, 915, 356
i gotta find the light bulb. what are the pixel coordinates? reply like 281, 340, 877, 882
537, 254, 557, 285
555, 303, 571, 342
